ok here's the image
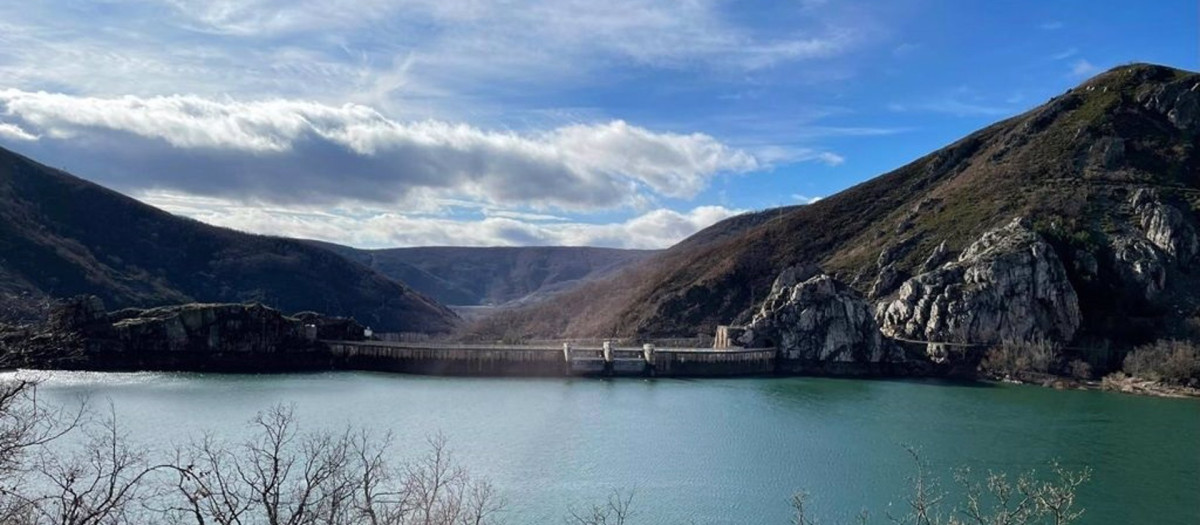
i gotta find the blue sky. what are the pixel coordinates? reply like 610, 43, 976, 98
0, 0, 1195, 248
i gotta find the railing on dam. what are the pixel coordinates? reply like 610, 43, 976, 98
322, 340, 777, 377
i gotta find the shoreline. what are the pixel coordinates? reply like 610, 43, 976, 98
9, 362, 1199, 401
987, 372, 1200, 399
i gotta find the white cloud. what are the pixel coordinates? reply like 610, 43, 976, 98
1069, 59, 1101, 77
792, 194, 823, 204
889, 99, 1013, 118
139, 190, 742, 249
159, 0, 855, 70
0, 90, 766, 209
0, 1, 869, 114
1050, 48, 1078, 61
0, 121, 36, 141
0, 1, 871, 248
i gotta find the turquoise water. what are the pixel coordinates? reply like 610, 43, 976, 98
10, 371, 1199, 524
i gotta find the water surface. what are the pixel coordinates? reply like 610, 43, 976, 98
11, 371, 1199, 524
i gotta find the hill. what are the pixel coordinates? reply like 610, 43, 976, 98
469, 63, 1200, 351
311, 243, 657, 306
0, 147, 458, 332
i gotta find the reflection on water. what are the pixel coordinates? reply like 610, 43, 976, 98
4, 370, 1198, 524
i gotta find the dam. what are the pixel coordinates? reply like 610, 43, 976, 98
323, 340, 777, 377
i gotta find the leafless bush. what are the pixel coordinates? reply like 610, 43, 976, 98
572, 447, 1088, 525
793, 447, 1089, 525
0, 379, 89, 522
0, 382, 503, 525
1067, 360, 1092, 380
980, 338, 1061, 378
790, 491, 869, 525
0, 379, 162, 525
565, 489, 635, 525
22, 407, 168, 525
159, 407, 504, 525
1122, 339, 1200, 384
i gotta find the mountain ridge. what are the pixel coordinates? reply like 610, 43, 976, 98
309, 243, 658, 307
466, 63, 1200, 348
0, 146, 459, 332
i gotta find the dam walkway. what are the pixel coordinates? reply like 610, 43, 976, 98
322, 340, 777, 377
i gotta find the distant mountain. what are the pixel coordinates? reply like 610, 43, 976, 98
471, 64, 1200, 347
311, 243, 657, 306
0, 147, 458, 332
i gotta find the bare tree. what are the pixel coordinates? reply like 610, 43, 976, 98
954, 462, 1089, 525
160, 407, 503, 525
565, 489, 635, 525
23, 406, 168, 525
0, 378, 89, 523
879, 448, 1089, 525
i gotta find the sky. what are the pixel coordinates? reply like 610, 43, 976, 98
0, 1, 1195, 249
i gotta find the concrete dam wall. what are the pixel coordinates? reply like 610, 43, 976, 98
325, 341, 777, 377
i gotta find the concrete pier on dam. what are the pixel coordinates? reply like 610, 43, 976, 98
323, 341, 778, 377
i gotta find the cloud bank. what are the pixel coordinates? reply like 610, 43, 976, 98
0, 90, 771, 210
141, 191, 743, 249
0, 0, 871, 249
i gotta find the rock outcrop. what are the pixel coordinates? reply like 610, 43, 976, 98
1135, 73, 1199, 131
108, 303, 315, 355
739, 269, 889, 363
1110, 236, 1168, 303
919, 241, 953, 273
1130, 189, 1198, 265
3, 296, 365, 371
869, 263, 902, 299
878, 218, 1082, 345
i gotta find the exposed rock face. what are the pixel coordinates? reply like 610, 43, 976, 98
861, 241, 913, 298
1110, 236, 1168, 303
1131, 189, 1198, 264
49, 295, 110, 333
4, 297, 365, 370
739, 270, 887, 362
878, 218, 1082, 345
869, 263, 902, 299
1136, 74, 1200, 131
920, 241, 953, 273
110, 303, 312, 355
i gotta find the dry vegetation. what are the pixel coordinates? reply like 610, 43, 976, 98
979, 339, 1061, 380
1120, 339, 1200, 385
790, 448, 1089, 525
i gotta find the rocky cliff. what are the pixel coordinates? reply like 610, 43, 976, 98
740, 266, 886, 361
877, 218, 1081, 345
1, 296, 364, 371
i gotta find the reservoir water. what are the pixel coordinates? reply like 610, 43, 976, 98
8, 371, 1199, 524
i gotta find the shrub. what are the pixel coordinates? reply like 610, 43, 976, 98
1068, 359, 1093, 380
1122, 339, 1200, 384
980, 338, 1061, 378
